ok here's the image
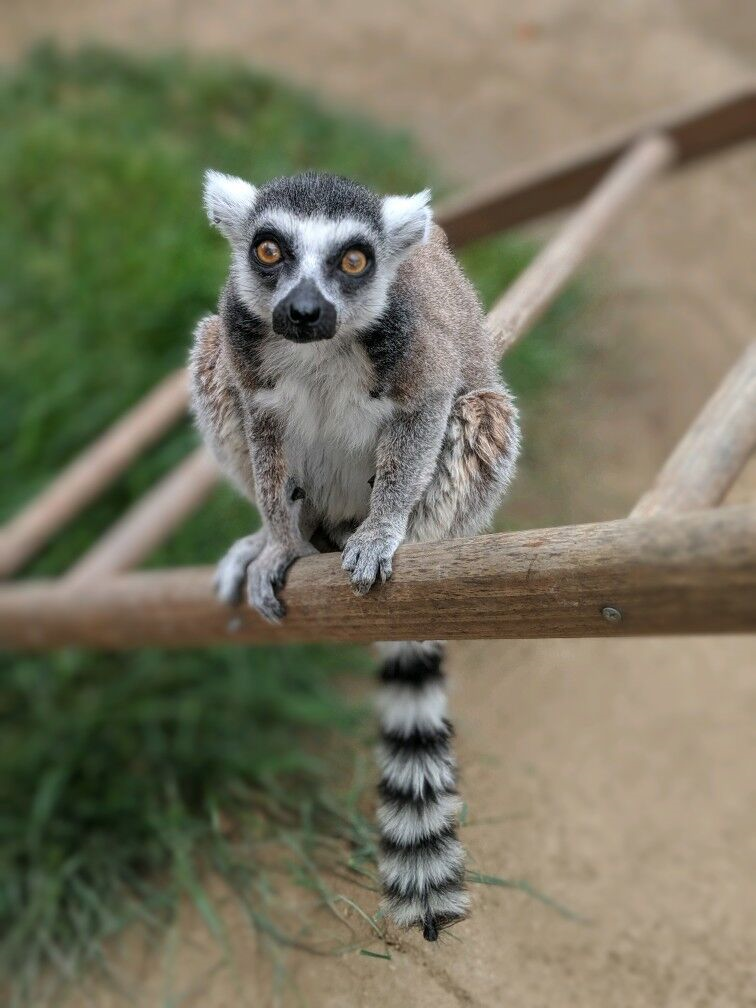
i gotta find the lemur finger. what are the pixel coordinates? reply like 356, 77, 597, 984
378, 555, 393, 583
350, 554, 380, 595
341, 544, 360, 573
246, 565, 286, 623
351, 575, 376, 597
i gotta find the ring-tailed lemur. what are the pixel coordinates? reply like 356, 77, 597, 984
190, 170, 520, 941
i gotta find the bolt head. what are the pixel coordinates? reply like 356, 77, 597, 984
601, 605, 623, 624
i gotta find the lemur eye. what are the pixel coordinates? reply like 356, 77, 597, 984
340, 249, 368, 276
255, 240, 282, 266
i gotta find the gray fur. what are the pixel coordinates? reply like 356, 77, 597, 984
190, 171, 520, 937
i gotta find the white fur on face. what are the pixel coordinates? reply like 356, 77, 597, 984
229, 204, 431, 340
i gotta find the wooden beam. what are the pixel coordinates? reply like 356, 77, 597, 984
0, 369, 189, 578
2, 505, 754, 650
65, 448, 219, 583
632, 342, 756, 518
488, 135, 674, 355
437, 86, 756, 246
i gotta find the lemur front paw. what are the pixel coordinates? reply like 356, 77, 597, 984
215, 532, 317, 621
341, 526, 400, 596
246, 540, 318, 623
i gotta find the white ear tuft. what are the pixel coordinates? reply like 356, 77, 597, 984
381, 189, 432, 256
203, 169, 257, 241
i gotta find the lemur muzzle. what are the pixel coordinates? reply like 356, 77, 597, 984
274, 280, 337, 342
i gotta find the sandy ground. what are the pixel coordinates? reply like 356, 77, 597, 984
3, 2, 755, 1005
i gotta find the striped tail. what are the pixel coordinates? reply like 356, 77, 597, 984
374, 641, 469, 941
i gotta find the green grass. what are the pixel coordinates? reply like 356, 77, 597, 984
0, 45, 584, 1004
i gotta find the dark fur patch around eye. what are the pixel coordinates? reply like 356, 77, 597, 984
248, 229, 295, 287
331, 239, 375, 292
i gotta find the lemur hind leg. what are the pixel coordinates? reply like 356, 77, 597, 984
374, 387, 518, 940
407, 387, 519, 543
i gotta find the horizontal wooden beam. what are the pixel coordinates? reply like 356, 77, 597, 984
633, 342, 756, 518
0, 369, 189, 578
2, 505, 754, 650
65, 448, 219, 583
489, 134, 674, 354
437, 86, 756, 246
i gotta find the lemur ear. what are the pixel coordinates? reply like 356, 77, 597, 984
381, 189, 432, 257
203, 169, 257, 241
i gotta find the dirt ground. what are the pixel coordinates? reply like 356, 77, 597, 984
3, 2, 755, 1005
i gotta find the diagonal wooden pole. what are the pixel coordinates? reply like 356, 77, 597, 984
0, 369, 189, 578
65, 448, 219, 584
631, 342, 756, 518
437, 85, 755, 246
488, 134, 674, 355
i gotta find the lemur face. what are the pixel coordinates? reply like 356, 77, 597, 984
204, 170, 431, 343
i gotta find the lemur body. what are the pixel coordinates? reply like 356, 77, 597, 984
190, 171, 520, 941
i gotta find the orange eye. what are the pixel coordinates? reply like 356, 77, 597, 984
255, 240, 282, 266
340, 249, 368, 276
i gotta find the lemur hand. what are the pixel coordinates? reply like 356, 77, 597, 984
341, 523, 402, 596
215, 531, 317, 622
247, 539, 319, 622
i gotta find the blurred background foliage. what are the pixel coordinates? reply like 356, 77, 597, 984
0, 45, 582, 1002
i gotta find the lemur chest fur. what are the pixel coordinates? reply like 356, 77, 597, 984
253, 339, 394, 524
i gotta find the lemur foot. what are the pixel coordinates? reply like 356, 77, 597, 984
214, 529, 268, 605
247, 540, 319, 623
341, 525, 400, 596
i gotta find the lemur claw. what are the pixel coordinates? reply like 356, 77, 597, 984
247, 557, 286, 623
341, 529, 397, 596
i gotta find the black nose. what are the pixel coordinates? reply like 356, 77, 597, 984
288, 296, 321, 325
272, 279, 337, 342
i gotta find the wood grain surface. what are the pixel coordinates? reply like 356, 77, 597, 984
2, 505, 753, 650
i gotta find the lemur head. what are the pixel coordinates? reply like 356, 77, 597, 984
204, 170, 431, 343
